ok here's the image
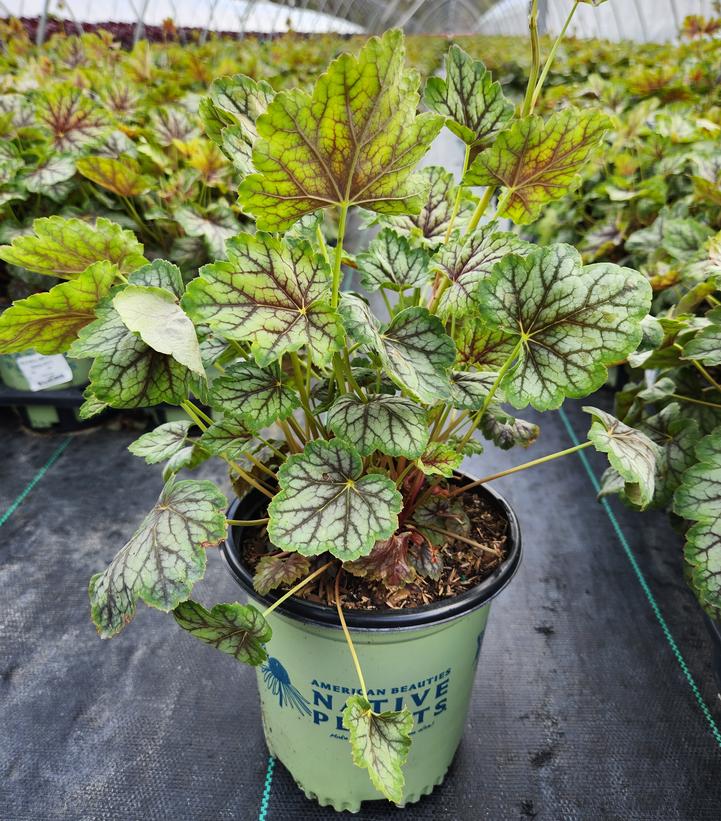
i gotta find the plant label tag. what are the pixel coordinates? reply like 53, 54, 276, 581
16, 353, 73, 392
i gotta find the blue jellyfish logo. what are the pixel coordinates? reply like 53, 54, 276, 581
262, 657, 312, 716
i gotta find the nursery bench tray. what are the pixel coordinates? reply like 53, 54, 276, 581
1, 396, 720, 820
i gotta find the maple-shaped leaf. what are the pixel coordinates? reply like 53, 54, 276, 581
0, 261, 117, 354
425, 45, 513, 149
455, 320, 518, 369
89, 478, 226, 638
174, 204, 240, 260
341, 300, 455, 404
356, 228, 431, 293
200, 74, 274, 175
343, 696, 413, 805
0, 216, 147, 279
268, 440, 402, 561
23, 155, 76, 194
585, 406, 660, 510
37, 84, 108, 152
475, 245, 652, 410
673, 427, 721, 619
128, 420, 193, 464
253, 553, 310, 596
411, 495, 470, 547
327, 393, 429, 458
69, 261, 191, 408
681, 307, 721, 366
173, 600, 271, 667
383, 166, 475, 246
345, 532, 417, 587
76, 155, 152, 197
150, 106, 200, 146
113, 284, 205, 376
415, 442, 462, 477
448, 370, 497, 410
434, 222, 530, 317
209, 361, 300, 430
183, 232, 341, 368
197, 418, 253, 460
238, 30, 443, 231
464, 109, 610, 224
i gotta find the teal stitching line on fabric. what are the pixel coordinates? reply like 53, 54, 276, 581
0, 437, 71, 527
558, 406, 721, 749
258, 755, 276, 821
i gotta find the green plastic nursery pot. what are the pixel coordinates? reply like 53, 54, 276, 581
222, 480, 521, 813
0, 351, 91, 430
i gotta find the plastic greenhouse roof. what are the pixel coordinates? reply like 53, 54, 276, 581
3, 0, 719, 38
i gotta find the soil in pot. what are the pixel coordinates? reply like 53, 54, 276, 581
239, 482, 510, 610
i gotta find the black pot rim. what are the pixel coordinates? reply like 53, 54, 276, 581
221, 473, 522, 632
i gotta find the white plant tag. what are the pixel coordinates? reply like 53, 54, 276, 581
16, 353, 73, 392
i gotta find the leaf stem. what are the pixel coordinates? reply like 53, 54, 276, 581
244, 451, 277, 480
262, 560, 335, 618
290, 351, 319, 436
186, 398, 213, 426
464, 185, 497, 238
335, 570, 368, 701
670, 392, 721, 410
227, 459, 275, 498
450, 440, 593, 497
181, 400, 208, 431
226, 517, 269, 526
444, 143, 472, 244
331, 203, 349, 309
408, 522, 500, 557
530, 1, 579, 113
457, 341, 522, 449
521, 0, 541, 118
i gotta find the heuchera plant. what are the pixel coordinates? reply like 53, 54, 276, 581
0, 2, 660, 804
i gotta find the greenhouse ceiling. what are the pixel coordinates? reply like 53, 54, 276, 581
4, 0, 718, 39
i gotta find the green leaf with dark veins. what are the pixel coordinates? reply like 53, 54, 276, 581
674, 427, 721, 618
434, 222, 530, 317
411, 495, 470, 547
424, 45, 513, 149
128, 420, 193, 464
465, 109, 610, 224
455, 320, 517, 370
343, 696, 413, 805
162, 444, 209, 480
585, 406, 660, 509
378, 307, 456, 403
356, 228, 431, 293
0, 261, 117, 354
383, 166, 474, 246
78, 386, 107, 420
174, 204, 239, 259
69, 263, 191, 408
209, 361, 300, 430
89, 478, 227, 638
327, 393, 429, 458
237, 30, 442, 231
682, 307, 721, 366
476, 245, 651, 410
182, 232, 341, 367
113, 284, 204, 376
0, 216, 146, 278
23, 155, 76, 193
173, 599, 271, 666
449, 370, 497, 410
198, 418, 253, 460
415, 442, 462, 477
253, 553, 310, 596
268, 440, 402, 561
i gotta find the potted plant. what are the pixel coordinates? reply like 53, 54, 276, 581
0, 5, 660, 812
